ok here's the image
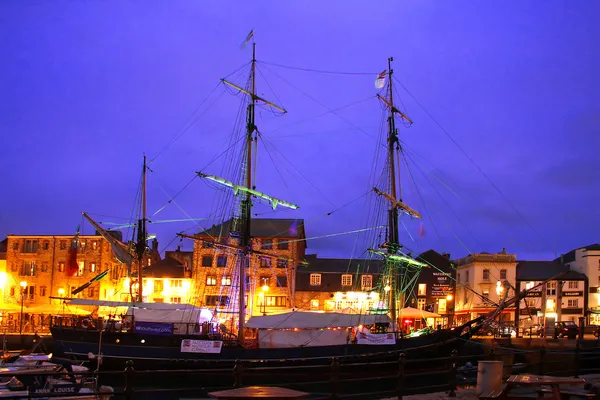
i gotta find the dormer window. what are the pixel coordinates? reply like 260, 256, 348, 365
341, 274, 352, 286
310, 274, 321, 286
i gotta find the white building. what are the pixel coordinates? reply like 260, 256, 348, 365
453, 249, 517, 324
558, 244, 600, 324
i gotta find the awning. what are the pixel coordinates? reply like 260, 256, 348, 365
398, 307, 440, 319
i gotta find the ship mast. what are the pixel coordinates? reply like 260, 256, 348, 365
386, 57, 400, 328
134, 155, 148, 303
236, 44, 258, 341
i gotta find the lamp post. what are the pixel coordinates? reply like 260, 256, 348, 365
446, 294, 454, 327
19, 281, 27, 334
261, 285, 269, 316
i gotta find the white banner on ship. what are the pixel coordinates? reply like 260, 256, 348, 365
356, 332, 395, 345
180, 339, 223, 354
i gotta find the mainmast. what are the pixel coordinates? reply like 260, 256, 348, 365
134, 155, 148, 303
236, 43, 258, 341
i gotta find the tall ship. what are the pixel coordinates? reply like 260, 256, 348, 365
48, 36, 520, 394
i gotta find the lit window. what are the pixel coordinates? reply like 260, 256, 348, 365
170, 297, 182, 304
341, 274, 352, 286
90, 263, 96, 273
568, 281, 578, 289
221, 276, 231, 286
171, 279, 182, 288
310, 274, 321, 286
77, 262, 85, 276
206, 276, 217, 286
568, 299, 579, 308
525, 281, 535, 290
418, 283, 426, 296
310, 299, 319, 310
361, 275, 372, 290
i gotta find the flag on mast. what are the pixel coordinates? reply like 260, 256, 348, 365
418, 222, 425, 237
240, 29, 254, 49
66, 226, 80, 277
375, 70, 387, 89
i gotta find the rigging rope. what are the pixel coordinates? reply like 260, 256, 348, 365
259, 61, 378, 76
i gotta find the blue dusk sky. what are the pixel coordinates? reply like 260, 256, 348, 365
1, 1, 599, 261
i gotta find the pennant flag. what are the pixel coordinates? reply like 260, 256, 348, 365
240, 29, 254, 49
418, 223, 425, 237
66, 227, 80, 277
375, 70, 387, 89
71, 270, 110, 295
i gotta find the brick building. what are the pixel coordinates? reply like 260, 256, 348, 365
165, 246, 194, 271
412, 250, 456, 325
191, 218, 306, 317
295, 255, 384, 312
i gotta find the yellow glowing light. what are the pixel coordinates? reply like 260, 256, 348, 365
495, 281, 505, 296
123, 278, 131, 291
369, 292, 379, 300
258, 291, 265, 298
334, 292, 343, 301
182, 280, 191, 290
57, 288, 65, 296
384, 285, 391, 292
446, 294, 453, 301
19, 281, 27, 289
0, 272, 7, 289
261, 285, 269, 293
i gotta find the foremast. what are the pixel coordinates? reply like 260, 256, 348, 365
133, 155, 149, 302
372, 58, 425, 331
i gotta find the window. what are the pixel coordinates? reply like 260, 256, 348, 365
23, 240, 38, 253
277, 276, 288, 287
87, 288, 95, 297
205, 295, 229, 306
500, 269, 507, 280
261, 239, 273, 249
41, 263, 48, 272
12, 241, 19, 250
341, 274, 352, 286
43, 241, 49, 250
20, 262, 36, 276
417, 283, 426, 296
90, 263, 96, 273
568, 281, 578, 289
170, 297, 182, 304
202, 241, 214, 248
169, 279, 182, 288
547, 282, 556, 296
260, 276, 270, 286
417, 298, 426, 310
202, 256, 213, 267
154, 280, 164, 293
221, 276, 231, 286
24, 286, 35, 301
466, 271, 469, 282
277, 240, 289, 250
567, 299, 579, 308
525, 298, 536, 308
361, 275, 373, 290
217, 256, 227, 267
77, 261, 85, 276
10, 287, 15, 297
310, 299, 319, 310
260, 257, 271, 268
482, 290, 490, 298
525, 281, 535, 290
458, 273, 461, 283
40, 286, 47, 297
310, 274, 321, 286
206, 276, 217, 286
59, 241, 67, 250
438, 298, 447, 313
92, 241, 98, 250
80, 241, 86, 252
482, 269, 490, 280
277, 259, 287, 269
265, 296, 287, 307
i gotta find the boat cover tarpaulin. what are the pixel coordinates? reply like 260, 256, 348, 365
67, 299, 196, 310
246, 311, 391, 329
125, 308, 214, 324
258, 329, 348, 348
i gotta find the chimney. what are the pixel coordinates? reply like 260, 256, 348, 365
176, 245, 181, 252
152, 238, 158, 251
501, 248, 507, 254
442, 252, 450, 259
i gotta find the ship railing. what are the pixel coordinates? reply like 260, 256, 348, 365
9, 339, 600, 398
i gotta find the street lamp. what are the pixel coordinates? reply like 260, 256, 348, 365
261, 285, 269, 316
446, 294, 454, 327
19, 281, 27, 334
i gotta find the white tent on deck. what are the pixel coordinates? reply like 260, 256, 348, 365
124, 307, 215, 335
246, 311, 391, 348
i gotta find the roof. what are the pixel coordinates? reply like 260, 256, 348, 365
556, 243, 600, 264
141, 257, 190, 279
0, 238, 6, 260
298, 254, 384, 274
198, 218, 305, 239
416, 249, 454, 270
516, 260, 587, 281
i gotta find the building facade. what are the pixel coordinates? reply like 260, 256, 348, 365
138, 256, 193, 304
413, 250, 456, 326
453, 249, 517, 324
515, 260, 587, 332
294, 255, 384, 312
191, 218, 306, 318
557, 244, 600, 324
